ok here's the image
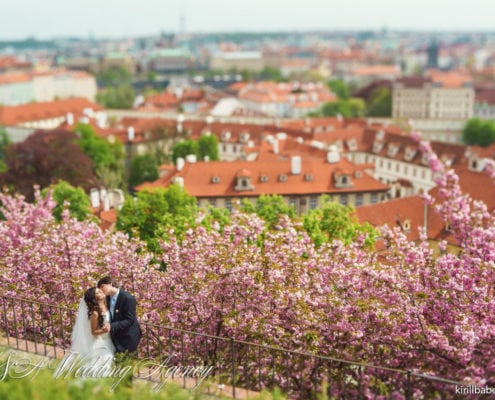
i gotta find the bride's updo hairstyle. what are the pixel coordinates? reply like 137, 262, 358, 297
84, 287, 103, 327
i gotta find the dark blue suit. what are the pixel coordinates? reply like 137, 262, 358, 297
107, 289, 141, 353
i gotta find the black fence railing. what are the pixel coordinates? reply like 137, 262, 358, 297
0, 295, 465, 399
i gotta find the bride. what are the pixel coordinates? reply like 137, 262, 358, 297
70, 287, 115, 367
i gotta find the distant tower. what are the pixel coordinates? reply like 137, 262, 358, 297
427, 40, 439, 69
179, 13, 186, 37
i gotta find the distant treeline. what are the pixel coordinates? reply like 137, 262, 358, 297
0, 37, 58, 50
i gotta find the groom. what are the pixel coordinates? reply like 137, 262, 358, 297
97, 276, 141, 354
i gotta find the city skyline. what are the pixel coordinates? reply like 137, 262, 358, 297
2, 0, 495, 40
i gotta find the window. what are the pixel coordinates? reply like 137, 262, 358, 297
370, 193, 378, 204
225, 198, 232, 212
421, 153, 429, 165
310, 196, 318, 209
208, 198, 217, 207
289, 197, 297, 207
211, 176, 221, 183
279, 174, 288, 182
387, 143, 399, 157
235, 175, 253, 191
260, 174, 269, 182
340, 194, 348, 205
355, 193, 363, 206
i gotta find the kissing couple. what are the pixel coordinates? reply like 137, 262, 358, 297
70, 276, 142, 367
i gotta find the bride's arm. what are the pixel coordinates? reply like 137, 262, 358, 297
90, 311, 107, 336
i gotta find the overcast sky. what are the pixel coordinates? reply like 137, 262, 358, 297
2, 0, 495, 40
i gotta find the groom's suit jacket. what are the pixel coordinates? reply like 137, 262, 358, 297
107, 289, 141, 353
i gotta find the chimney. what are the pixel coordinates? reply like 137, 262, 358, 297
185, 154, 197, 163
66, 112, 74, 126
99, 188, 107, 203
273, 139, 279, 154
103, 196, 110, 212
291, 156, 302, 175
89, 188, 100, 208
177, 157, 185, 171
327, 145, 340, 163
127, 126, 135, 142
97, 113, 107, 128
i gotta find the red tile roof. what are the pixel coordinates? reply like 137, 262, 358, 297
355, 195, 457, 245
0, 56, 32, 70
0, 98, 102, 126
136, 157, 389, 198
351, 65, 401, 77
0, 72, 31, 85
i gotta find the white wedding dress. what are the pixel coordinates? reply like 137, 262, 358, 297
70, 299, 115, 370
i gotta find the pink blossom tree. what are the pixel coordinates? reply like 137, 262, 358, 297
0, 136, 494, 398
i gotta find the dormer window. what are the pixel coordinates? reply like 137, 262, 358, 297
334, 170, 353, 188
234, 169, 254, 191
334, 140, 344, 152
387, 143, 400, 157
346, 138, 358, 151
279, 174, 288, 182
240, 132, 250, 143
421, 153, 429, 166
211, 176, 221, 184
468, 157, 482, 171
221, 131, 232, 141
372, 141, 384, 154
402, 219, 411, 232
376, 130, 385, 140
304, 173, 313, 181
354, 170, 362, 178
260, 174, 269, 183
441, 154, 454, 167
404, 146, 417, 162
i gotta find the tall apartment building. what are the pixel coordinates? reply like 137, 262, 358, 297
210, 51, 264, 73
0, 70, 97, 105
392, 73, 474, 120
392, 71, 474, 143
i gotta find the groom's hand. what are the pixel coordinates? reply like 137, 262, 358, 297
103, 323, 111, 333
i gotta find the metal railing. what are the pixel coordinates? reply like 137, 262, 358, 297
0, 294, 464, 399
